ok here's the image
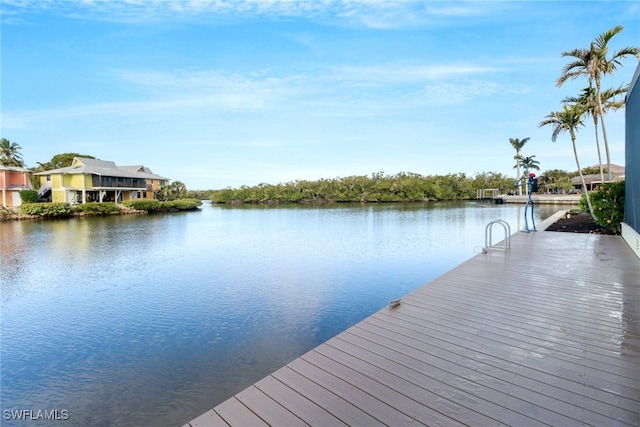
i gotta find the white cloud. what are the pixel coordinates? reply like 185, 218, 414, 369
115, 62, 500, 92
2, 0, 495, 27
2, 60, 509, 131
422, 80, 503, 105
333, 64, 499, 84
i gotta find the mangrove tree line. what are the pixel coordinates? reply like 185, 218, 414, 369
209, 171, 515, 204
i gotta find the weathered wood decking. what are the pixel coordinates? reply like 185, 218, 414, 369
184, 228, 640, 427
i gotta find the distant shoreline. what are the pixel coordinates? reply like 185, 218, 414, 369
0, 199, 202, 222
500, 194, 581, 204
210, 194, 582, 206
1, 196, 581, 222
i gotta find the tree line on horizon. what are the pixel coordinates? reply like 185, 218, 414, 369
205, 171, 513, 204
200, 168, 598, 204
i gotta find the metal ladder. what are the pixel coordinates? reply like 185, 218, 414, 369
483, 220, 511, 253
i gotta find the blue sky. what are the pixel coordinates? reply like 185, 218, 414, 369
2, 1, 639, 190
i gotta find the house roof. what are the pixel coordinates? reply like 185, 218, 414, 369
0, 165, 30, 173
570, 164, 625, 185
119, 165, 160, 179
120, 165, 149, 173
33, 157, 170, 181
586, 163, 625, 174
571, 173, 625, 185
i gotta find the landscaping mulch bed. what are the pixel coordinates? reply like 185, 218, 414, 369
545, 212, 619, 235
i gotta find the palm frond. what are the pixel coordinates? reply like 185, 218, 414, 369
594, 25, 624, 49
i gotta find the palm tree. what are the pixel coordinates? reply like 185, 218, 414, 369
0, 138, 25, 167
509, 137, 530, 195
539, 103, 595, 220
556, 25, 640, 181
538, 169, 573, 194
515, 155, 540, 173
169, 181, 187, 199
514, 155, 540, 194
563, 85, 627, 182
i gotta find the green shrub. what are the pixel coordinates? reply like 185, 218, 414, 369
124, 199, 202, 212
580, 181, 624, 230
72, 202, 120, 215
162, 199, 202, 210
122, 200, 162, 212
20, 202, 71, 217
0, 207, 13, 221
19, 190, 40, 203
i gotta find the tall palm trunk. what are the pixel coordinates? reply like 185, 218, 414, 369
510, 138, 529, 197
595, 79, 612, 181
570, 130, 595, 220
591, 114, 604, 182
515, 151, 522, 196
599, 109, 613, 181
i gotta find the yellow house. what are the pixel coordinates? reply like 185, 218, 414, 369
34, 157, 170, 204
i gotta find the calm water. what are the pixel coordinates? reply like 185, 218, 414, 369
1, 201, 563, 426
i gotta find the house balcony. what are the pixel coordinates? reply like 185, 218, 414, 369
91, 184, 148, 190
91, 177, 147, 189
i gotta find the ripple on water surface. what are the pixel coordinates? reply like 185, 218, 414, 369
0, 202, 564, 426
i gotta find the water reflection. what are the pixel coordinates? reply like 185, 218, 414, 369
1, 202, 564, 426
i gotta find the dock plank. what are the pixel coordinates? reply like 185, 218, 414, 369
363, 310, 640, 412
287, 357, 417, 426
185, 232, 640, 426
214, 397, 269, 427
393, 300, 640, 378
405, 287, 639, 355
253, 375, 348, 426
315, 338, 537, 426
235, 386, 307, 426
301, 349, 462, 426
349, 320, 638, 425
271, 366, 386, 427
183, 409, 229, 427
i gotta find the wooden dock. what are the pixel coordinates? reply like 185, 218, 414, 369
184, 227, 640, 426
501, 194, 581, 204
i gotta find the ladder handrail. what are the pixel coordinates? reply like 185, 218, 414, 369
484, 220, 511, 252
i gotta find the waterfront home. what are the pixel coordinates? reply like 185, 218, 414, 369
623, 60, 640, 259
570, 163, 625, 191
34, 157, 170, 204
0, 165, 32, 207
